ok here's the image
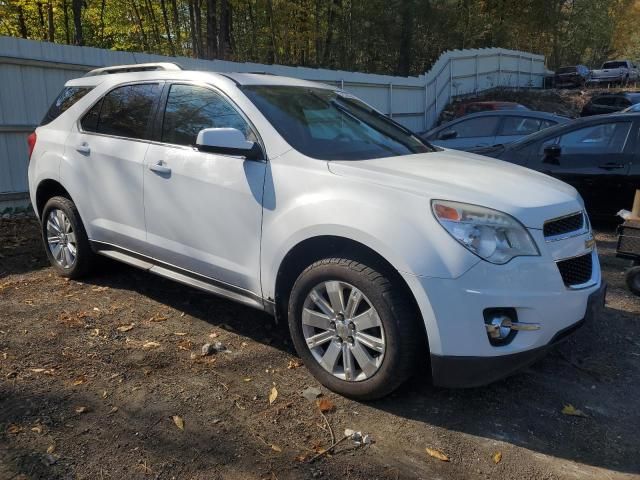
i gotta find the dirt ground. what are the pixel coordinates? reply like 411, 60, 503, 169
1, 216, 639, 480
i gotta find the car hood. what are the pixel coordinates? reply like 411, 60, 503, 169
327, 149, 583, 229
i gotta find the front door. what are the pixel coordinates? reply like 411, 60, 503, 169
142, 83, 266, 295
531, 119, 633, 216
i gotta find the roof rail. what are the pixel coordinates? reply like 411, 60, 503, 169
83, 62, 183, 77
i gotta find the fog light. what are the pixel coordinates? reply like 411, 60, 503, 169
487, 315, 513, 340
483, 308, 541, 346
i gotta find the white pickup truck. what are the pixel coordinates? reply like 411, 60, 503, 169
590, 60, 639, 85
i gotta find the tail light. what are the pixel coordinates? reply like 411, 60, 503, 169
27, 131, 37, 161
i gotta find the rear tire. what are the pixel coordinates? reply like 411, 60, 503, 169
287, 256, 423, 400
41, 196, 94, 279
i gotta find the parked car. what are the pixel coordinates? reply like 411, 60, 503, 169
453, 101, 529, 118
581, 92, 640, 116
554, 65, 591, 88
589, 60, 639, 85
472, 113, 640, 218
622, 103, 640, 113
28, 63, 605, 400
421, 110, 569, 151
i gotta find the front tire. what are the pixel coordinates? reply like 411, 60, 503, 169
288, 257, 423, 400
626, 266, 640, 296
41, 196, 94, 279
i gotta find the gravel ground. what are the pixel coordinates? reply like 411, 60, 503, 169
1, 216, 639, 480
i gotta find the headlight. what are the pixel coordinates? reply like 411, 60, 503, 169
432, 200, 539, 264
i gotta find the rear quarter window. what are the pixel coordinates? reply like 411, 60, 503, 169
40, 86, 93, 126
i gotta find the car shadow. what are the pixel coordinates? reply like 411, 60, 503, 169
77, 257, 640, 475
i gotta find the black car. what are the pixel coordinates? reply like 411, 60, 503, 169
581, 92, 640, 116
554, 65, 591, 88
473, 113, 640, 218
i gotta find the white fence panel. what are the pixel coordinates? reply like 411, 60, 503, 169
0, 36, 545, 197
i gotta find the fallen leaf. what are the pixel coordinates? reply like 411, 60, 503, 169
269, 386, 278, 405
91, 328, 100, 336
209, 332, 219, 338
108, 406, 119, 414
142, 341, 160, 349
271, 444, 282, 452
492, 451, 502, 464
172, 415, 185, 430
46, 445, 55, 454
31, 426, 43, 434
117, 324, 135, 332
287, 359, 302, 369
75, 406, 88, 414
317, 398, 335, 413
72, 378, 85, 386
243, 377, 252, 382
150, 314, 168, 322
7, 424, 23, 434
174, 332, 188, 336
426, 447, 449, 462
31, 368, 46, 373
102, 390, 109, 399
91, 286, 108, 292
562, 404, 588, 418
93, 307, 100, 312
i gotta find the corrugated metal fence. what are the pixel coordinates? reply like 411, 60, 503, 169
0, 36, 545, 198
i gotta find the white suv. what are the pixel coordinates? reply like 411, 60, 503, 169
28, 63, 606, 399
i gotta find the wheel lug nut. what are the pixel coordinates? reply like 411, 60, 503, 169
347, 336, 354, 344
330, 321, 336, 329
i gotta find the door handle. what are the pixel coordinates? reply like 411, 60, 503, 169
149, 161, 172, 175
75, 143, 90, 155
598, 163, 625, 170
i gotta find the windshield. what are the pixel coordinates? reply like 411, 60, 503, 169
242, 85, 433, 160
602, 61, 627, 69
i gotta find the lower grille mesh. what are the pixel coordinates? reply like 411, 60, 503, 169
556, 253, 593, 287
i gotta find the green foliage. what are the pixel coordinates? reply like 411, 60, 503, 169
0, 0, 638, 74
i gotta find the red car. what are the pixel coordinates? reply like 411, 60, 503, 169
454, 101, 529, 118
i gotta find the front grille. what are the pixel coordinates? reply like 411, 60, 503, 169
556, 253, 593, 287
544, 212, 585, 239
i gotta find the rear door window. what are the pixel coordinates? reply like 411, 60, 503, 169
81, 83, 161, 140
498, 117, 544, 136
557, 122, 631, 154
445, 116, 500, 138
41, 86, 93, 126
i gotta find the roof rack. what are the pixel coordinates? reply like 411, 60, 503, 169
83, 62, 183, 77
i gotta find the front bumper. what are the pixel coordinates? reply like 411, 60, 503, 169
430, 281, 606, 388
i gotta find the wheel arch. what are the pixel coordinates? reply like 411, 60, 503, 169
35, 179, 74, 218
272, 235, 427, 342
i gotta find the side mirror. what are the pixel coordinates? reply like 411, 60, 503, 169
543, 144, 561, 164
196, 128, 263, 160
438, 129, 458, 140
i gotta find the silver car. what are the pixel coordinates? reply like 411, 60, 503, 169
422, 110, 570, 151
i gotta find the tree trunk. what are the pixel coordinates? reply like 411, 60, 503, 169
47, 0, 55, 42
396, 0, 414, 76
219, 0, 232, 59
265, 0, 277, 63
62, 0, 70, 43
37, 1, 46, 40
161, 0, 176, 56
72, 0, 83, 45
206, 0, 217, 59
99, 0, 106, 44
194, 0, 204, 58
131, 0, 150, 51
17, 5, 29, 39
188, 0, 200, 57
145, 0, 162, 48
170, 0, 182, 55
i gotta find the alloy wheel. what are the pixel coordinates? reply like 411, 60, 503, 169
301, 281, 386, 381
46, 208, 77, 269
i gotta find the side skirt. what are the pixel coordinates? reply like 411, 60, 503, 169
90, 240, 274, 314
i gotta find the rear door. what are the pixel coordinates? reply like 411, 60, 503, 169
62, 82, 162, 252
528, 119, 633, 216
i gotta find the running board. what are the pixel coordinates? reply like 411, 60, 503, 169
93, 244, 266, 312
